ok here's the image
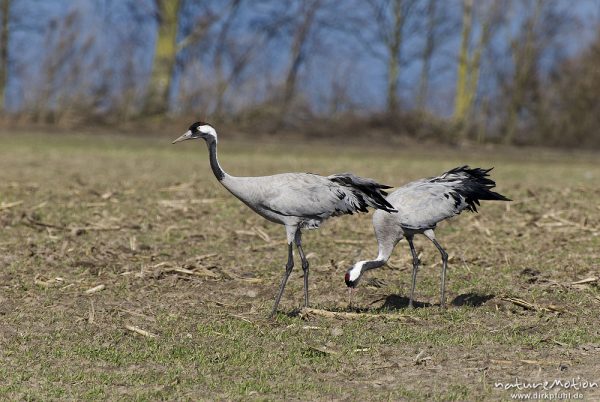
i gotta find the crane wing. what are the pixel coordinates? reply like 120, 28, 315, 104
256, 173, 393, 219
388, 166, 510, 230
389, 180, 464, 229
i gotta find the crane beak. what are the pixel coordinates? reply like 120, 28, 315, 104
172, 130, 193, 144
347, 287, 356, 308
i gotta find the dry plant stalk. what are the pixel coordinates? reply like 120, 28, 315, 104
299, 307, 418, 322
34, 275, 64, 288
0, 200, 23, 210
164, 267, 220, 278
571, 277, 598, 285
85, 284, 105, 294
501, 296, 566, 314
490, 359, 558, 366
253, 227, 271, 243
125, 324, 157, 338
306, 345, 338, 355
88, 301, 95, 324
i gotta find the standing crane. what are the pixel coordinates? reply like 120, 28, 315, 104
344, 166, 510, 308
172, 122, 396, 316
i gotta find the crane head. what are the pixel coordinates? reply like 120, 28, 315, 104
172, 121, 217, 144
344, 262, 364, 288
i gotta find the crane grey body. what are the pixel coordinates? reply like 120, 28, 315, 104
173, 122, 396, 316
345, 166, 510, 308
223, 172, 386, 229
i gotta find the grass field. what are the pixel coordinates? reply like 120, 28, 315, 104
1, 130, 599, 400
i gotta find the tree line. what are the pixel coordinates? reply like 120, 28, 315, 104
2, 0, 600, 147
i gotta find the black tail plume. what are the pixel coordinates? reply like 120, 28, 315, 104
329, 173, 397, 213
438, 166, 511, 212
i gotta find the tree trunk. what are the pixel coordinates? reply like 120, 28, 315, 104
504, 0, 543, 144
465, 1, 497, 119
454, 0, 498, 141
453, 0, 473, 125
213, 0, 242, 117
146, 0, 181, 115
416, 0, 436, 111
274, 0, 321, 130
0, 0, 9, 112
386, 0, 403, 114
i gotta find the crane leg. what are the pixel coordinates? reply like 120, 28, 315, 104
407, 236, 420, 308
424, 229, 448, 308
435, 239, 449, 308
270, 242, 294, 317
294, 229, 310, 308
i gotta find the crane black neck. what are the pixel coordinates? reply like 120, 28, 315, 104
206, 138, 225, 181
363, 259, 385, 270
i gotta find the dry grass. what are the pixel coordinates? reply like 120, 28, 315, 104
0, 130, 599, 400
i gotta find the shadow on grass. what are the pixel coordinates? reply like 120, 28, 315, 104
285, 292, 495, 317
378, 292, 495, 310
379, 294, 432, 310
450, 293, 495, 307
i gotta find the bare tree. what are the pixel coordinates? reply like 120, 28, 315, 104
363, 0, 418, 114
146, 0, 224, 114
385, 0, 404, 113
27, 9, 96, 123
210, 0, 281, 117
212, 0, 243, 117
0, 0, 9, 112
271, 0, 323, 129
171, 0, 293, 117
145, 0, 181, 114
335, 0, 419, 115
476, 0, 575, 145
502, 0, 544, 144
415, 0, 437, 111
415, 0, 457, 111
545, 28, 600, 147
453, 0, 501, 134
